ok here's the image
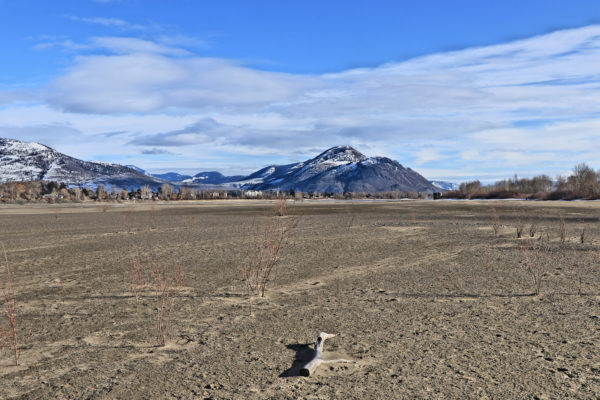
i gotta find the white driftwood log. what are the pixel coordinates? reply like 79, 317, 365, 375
299, 332, 354, 377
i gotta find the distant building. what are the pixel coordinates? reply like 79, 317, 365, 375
244, 190, 263, 198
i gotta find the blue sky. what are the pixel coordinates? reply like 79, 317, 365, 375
1, 0, 600, 182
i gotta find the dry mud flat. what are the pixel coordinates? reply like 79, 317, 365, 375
0, 200, 599, 399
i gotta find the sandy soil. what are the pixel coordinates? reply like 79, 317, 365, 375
0, 200, 599, 399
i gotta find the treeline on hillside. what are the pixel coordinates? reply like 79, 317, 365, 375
0, 181, 432, 203
445, 163, 600, 200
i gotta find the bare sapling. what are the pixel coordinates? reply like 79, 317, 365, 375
596, 250, 600, 292
183, 214, 197, 231
558, 214, 566, 243
129, 258, 144, 303
239, 215, 297, 314
579, 219, 587, 244
520, 238, 551, 296
127, 256, 185, 346
1, 243, 20, 365
121, 207, 137, 233
273, 195, 287, 217
348, 212, 356, 228
569, 244, 583, 295
490, 207, 501, 236
149, 261, 185, 347
147, 204, 158, 230
515, 215, 524, 238
529, 218, 539, 238
537, 229, 550, 243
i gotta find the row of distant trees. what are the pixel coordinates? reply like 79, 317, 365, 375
446, 163, 600, 200
0, 180, 435, 203
0, 182, 228, 203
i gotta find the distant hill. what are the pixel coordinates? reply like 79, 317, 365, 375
234, 145, 438, 193
182, 171, 245, 185
0, 138, 166, 190
152, 172, 193, 182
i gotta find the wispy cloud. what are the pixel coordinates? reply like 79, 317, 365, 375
33, 39, 91, 51
64, 15, 147, 30
91, 36, 189, 55
140, 148, 176, 155
156, 34, 210, 50
129, 119, 219, 146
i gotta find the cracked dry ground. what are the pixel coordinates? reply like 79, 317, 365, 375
0, 200, 599, 399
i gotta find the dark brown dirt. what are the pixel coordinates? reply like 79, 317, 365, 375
0, 200, 599, 399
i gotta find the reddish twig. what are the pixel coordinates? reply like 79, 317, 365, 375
1, 243, 20, 365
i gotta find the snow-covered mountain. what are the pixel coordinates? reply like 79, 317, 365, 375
152, 172, 193, 182
0, 138, 166, 189
235, 145, 438, 193
0, 139, 440, 194
125, 165, 150, 175
430, 180, 459, 191
182, 171, 245, 185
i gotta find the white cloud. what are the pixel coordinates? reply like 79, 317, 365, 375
414, 149, 445, 165
5, 25, 600, 180
65, 15, 147, 30
91, 37, 189, 55
47, 53, 317, 113
34, 39, 91, 51
156, 34, 210, 50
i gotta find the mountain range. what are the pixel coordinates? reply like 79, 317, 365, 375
0, 138, 448, 193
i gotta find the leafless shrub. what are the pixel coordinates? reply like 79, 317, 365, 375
149, 261, 184, 346
410, 211, 417, 224
129, 258, 144, 303
558, 214, 566, 243
348, 212, 356, 228
127, 256, 185, 346
490, 207, 501, 236
121, 207, 137, 233
183, 214, 197, 231
579, 219, 587, 244
273, 196, 287, 217
1, 243, 21, 365
239, 216, 298, 313
528, 218, 539, 238
569, 244, 583, 295
520, 238, 551, 296
538, 230, 550, 242
147, 204, 157, 230
515, 214, 524, 238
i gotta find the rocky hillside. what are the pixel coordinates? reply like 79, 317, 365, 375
236, 145, 438, 193
0, 138, 166, 189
